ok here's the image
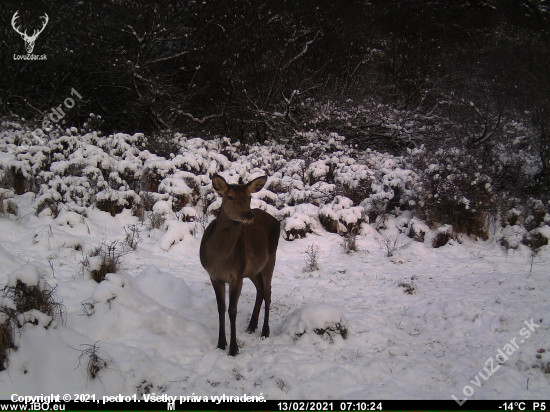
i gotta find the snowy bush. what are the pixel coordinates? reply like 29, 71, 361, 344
377, 234, 411, 257
80, 241, 127, 282
431, 226, 457, 248
74, 342, 110, 381
178, 206, 197, 223
411, 146, 496, 239
406, 220, 428, 243
279, 204, 318, 240
0, 264, 65, 371
341, 232, 359, 253
0, 123, 545, 239
282, 303, 349, 342
521, 229, 549, 253
96, 189, 140, 217
0, 319, 15, 371
302, 244, 320, 272
0, 189, 17, 217
319, 196, 364, 235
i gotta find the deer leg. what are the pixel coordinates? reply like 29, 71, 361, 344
228, 277, 243, 356
211, 278, 227, 350
261, 282, 271, 338
261, 256, 276, 338
246, 274, 264, 334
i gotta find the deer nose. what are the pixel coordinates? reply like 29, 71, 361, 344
243, 212, 254, 221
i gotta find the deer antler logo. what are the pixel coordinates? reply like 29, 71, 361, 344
11, 11, 49, 54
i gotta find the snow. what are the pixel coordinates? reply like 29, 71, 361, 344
282, 303, 350, 341
0, 194, 548, 400
7, 263, 45, 288
17, 309, 53, 328
157, 220, 194, 251
0, 130, 549, 401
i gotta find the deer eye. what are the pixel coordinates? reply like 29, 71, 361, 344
227, 195, 234, 200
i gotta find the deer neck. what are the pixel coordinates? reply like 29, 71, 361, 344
210, 207, 243, 257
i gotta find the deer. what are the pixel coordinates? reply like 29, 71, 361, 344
12, 11, 49, 54
200, 174, 280, 356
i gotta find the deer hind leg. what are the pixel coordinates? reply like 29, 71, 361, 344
246, 274, 264, 334
261, 254, 276, 338
211, 278, 227, 350
228, 276, 243, 356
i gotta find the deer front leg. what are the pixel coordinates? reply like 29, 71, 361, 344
228, 277, 243, 356
211, 278, 227, 350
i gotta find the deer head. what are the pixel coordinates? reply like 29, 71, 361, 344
211, 174, 267, 223
12, 11, 49, 54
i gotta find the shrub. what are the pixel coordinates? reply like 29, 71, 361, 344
96, 190, 139, 216
377, 234, 411, 257
191, 211, 209, 238
303, 243, 320, 272
340, 176, 373, 206
140, 191, 157, 211
0, 321, 16, 371
412, 146, 496, 239
80, 241, 126, 282
5, 200, 18, 216
123, 224, 141, 251
407, 222, 425, 242
318, 196, 364, 235
148, 211, 167, 230
499, 236, 516, 255
341, 232, 359, 254
0, 265, 66, 369
36, 196, 62, 218
1, 280, 65, 323
525, 198, 549, 231
0, 190, 11, 216
142, 163, 175, 193
143, 132, 180, 160
74, 342, 109, 381
280, 205, 316, 240
432, 231, 455, 248
132, 202, 145, 221
171, 194, 188, 212
522, 231, 549, 252
8, 167, 26, 195
178, 206, 197, 223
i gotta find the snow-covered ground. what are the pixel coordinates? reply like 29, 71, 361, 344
0, 128, 548, 400
0, 193, 549, 400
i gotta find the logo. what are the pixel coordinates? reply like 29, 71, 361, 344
12, 10, 48, 60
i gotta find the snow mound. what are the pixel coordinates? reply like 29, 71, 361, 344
133, 265, 192, 312
282, 303, 349, 342
157, 220, 194, 251
7, 263, 48, 288
31, 225, 83, 251
17, 309, 53, 328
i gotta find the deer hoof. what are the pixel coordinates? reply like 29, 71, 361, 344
229, 345, 239, 356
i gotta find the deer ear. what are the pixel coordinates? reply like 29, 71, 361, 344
247, 176, 267, 193
212, 174, 228, 193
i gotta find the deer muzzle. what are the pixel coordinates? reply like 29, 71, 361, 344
242, 211, 255, 223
